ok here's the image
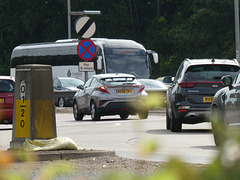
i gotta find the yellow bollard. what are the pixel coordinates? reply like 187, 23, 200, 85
10, 64, 57, 149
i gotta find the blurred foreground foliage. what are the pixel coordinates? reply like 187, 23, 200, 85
1, 131, 240, 180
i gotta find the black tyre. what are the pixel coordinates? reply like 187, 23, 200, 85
120, 113, 129, 120
138, 110, 148, 119
91, 102, 100, 121
58, 97, 65, 107
170, 111, 182, 132
211, 107, 225, 146
73, 102, 84, 121
166, 108, 171, 130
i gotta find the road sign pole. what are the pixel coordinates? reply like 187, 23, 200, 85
67, 0, 71, 39
84, 72, 88, 82
235, 0, 240, 61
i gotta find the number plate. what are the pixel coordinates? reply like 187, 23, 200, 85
116, 89, 132, 94
0, 98, 4, 103
203, 97, 213, 102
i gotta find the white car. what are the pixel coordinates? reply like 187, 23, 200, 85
73, 73, 148, 121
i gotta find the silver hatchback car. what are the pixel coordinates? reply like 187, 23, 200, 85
73, 73, 148, 121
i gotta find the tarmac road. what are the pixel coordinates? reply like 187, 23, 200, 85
55, 109, 218, 165
0, 108, 218, 165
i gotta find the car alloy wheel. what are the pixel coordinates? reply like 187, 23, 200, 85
73, 102, 84, 121
91, 102, 100, 121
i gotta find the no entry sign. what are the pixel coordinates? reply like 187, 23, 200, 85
77, 39, 97, 61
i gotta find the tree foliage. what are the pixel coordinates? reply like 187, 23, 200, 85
0, 0, 236, 77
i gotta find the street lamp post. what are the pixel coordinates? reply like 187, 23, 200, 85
67, 0, 101, 39
235, 0, 240, 61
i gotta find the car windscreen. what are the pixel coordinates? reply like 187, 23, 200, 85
104, 48, 150, 79
101, 77, 137, 85
184, 65, 240, 81
0, 80, 14, 92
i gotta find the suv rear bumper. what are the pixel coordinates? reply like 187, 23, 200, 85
175, 108, 211, 124
183, 110, 211, 124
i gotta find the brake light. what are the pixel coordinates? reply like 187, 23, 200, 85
178, 81, 222, 88
178, 82, 196, 88
178, 106, 190, 112
138, 85, 145, 93
98, 86, 109, 94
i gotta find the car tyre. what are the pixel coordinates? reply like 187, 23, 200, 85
138, 110, 148, 119
73, 101, 84, 121
211, 107, 225, 146
166, 108, 171, 130
91, 102, 101, 121
58, 98, 65, 107
170, 110, 182, 132
120, 113, 129, 120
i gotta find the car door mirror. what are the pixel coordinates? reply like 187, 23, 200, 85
163, 76, 173, 83
221, 75, 233, 86
78, 85, 84, 90
54, 85, 61, 90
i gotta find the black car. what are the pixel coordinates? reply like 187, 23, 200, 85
166, 58, 240, 132
211, 74, 240, 145
53, 77, 84, 107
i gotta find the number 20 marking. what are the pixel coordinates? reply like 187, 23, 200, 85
20, 120, 25, 128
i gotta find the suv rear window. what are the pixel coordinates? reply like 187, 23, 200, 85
183, 65, 239, 81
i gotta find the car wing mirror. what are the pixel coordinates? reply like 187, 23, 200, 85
221, 75, 233, 86
163, 76, 173, 83
78, 85, 84, 90
54, 85, 61, 90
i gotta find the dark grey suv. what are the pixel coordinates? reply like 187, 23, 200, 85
166, 58, 240, 132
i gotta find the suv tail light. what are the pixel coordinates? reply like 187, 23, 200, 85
178, 82, 196, 88
178, 81, 222, 88
98, 86, 109, 94
178, 106, 190, 112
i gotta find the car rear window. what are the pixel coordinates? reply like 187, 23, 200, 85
184, 65, 239, 81
0, 80, 14, 92
101, 77, 136, 85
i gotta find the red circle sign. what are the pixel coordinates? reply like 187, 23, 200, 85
77, 39, 97, 61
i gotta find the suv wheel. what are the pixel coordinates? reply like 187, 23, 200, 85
91, 102, 100, 121
73, 102, 84, 121
166, 108, 171, 130
170, 111, 182, 132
